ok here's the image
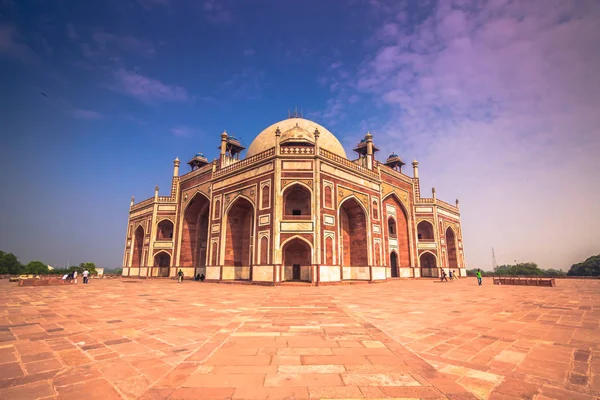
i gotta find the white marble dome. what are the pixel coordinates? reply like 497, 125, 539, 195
245, 117, 347, 159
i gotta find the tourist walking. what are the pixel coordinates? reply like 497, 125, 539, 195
476, 269, 482, 286
82, 269, 89, 284
441, 269, 448, 282
177, 269, 184, 283
449, 270, 454, 280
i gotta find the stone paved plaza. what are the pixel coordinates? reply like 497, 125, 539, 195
0, 278, 598, 400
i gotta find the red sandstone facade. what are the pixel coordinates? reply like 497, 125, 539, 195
122, 117, 466, 283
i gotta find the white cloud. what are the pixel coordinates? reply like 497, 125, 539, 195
72, 109, 103, 119
169, 126, 194, 137
323, 0, 600, 269
113, 69, 189, 103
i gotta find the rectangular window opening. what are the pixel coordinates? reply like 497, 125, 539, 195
292, 209, 302, 216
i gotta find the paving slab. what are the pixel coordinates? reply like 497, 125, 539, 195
0, 277, 598, 399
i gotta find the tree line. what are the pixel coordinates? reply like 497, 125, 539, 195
466, 254, 600, 277
0, 250, 97, 276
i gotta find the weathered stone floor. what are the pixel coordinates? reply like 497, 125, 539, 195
0, 278, 598, 400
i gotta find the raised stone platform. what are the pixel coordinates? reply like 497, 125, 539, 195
0, 277, 598, 399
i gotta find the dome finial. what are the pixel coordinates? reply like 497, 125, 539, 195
288, 106, 303, 119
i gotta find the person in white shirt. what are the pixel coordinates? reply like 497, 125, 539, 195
82, 269, 89, 284
73, 270, 78, 284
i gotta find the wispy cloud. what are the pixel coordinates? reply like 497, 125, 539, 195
169, 126, 194, 137
72, 109, 103, 119
323, 0, 600, 269
203, 0, 233, 23
113, 68, 189, 103
137, 0, 169, 8
221, 68, 268, 100
0, 25, 37, 63
92, 32, 156, 57
66, 24, 79, 40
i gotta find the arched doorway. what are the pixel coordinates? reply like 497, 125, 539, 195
340, 197, 368, 268
131, 225, 144, 268
156, 220, 174, 240
283, 184, 311, 217
390, 251, 398, 277
446, 227, 458, 271
153, 252, 170, 277
225, 197, 254, 279
420, 252, 437, 277
383, 195, 411, 270
417, 221, 434, 241
283, 238, 311, 281
181, 193, 210, 277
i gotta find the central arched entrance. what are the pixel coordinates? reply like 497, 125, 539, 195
282, 238, 311, 282
181, 193, 210, 277
420, 252, 438, 277
340, 197, 368, 279
131, 225, 144, 268
390, 251, 398, 277
153, 251, 170, 277
224, 197, 254, 280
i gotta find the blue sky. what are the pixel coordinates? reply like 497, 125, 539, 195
1, 0, 599, 271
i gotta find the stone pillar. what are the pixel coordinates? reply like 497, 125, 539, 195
154, 186, 159, 201
412, 159, 419, 178
220, 131, 228, 168
173, 157, 180, 177
273, 128, 282, 281
314, 129, 322, 273
432, 187, 436, 201
365, 132, 373, 170
275, 127, 281, 156
455, 199, 460, 210
130, 195, 135, 209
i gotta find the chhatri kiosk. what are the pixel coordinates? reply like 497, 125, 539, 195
122, 115, 466, 284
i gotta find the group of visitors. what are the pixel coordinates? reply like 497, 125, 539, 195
440, 269, 459, 282
62, 269, 90, 284
176, 269, 205, 283
440, 268, 484, 286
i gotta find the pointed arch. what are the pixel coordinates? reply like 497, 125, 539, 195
131, 225, 144, 268
282, 183, 312, 217
417, 220, 434, 241
419, 251, 438, 277
382, 193, 411, 270
223, 196, 255, 268
282, 236, 313, 282
446, 226, 458, 270
324, 185, 333, 209
338, 196, 369, 267
156, 218, 174, 240
180, 192, 210, 272
390, 251, 399, 277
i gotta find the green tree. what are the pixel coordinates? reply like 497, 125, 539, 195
509, 262, 543, 276
25, 261, 49, 275
79, 262, 97, 274
542, 268, 566, 277
567, 255, 600, 276
0, 251, 24, 275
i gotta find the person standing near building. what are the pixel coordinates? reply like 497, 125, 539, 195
177, 269, 184, 283
82, 269, 89, 284
476, 269, 482, 286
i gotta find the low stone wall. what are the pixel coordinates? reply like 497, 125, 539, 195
493, 277, 556, 287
